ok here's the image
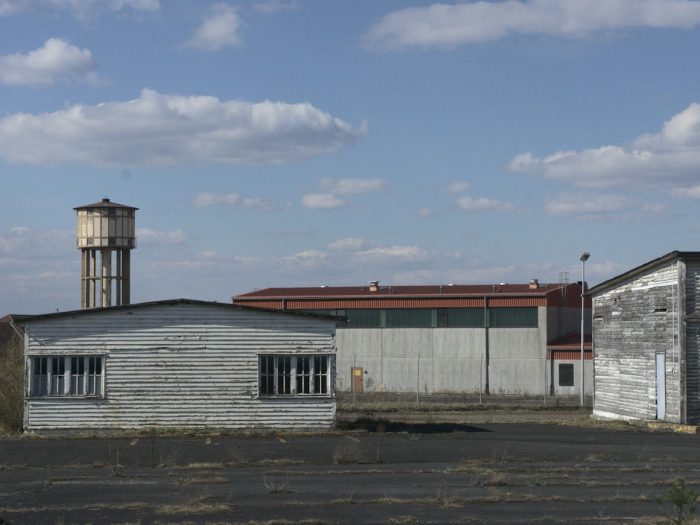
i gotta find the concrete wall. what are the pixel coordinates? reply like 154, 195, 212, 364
551, 359, 593, 397
24, 303, 337, 431
335, 306, 575, 396
593, 261, 682, 423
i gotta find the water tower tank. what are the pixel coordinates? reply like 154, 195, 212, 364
75, 198, 138, 309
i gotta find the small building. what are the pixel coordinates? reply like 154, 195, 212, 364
18, 299, 338, 432
233, 281, 591, 399
589, 251, 700, 424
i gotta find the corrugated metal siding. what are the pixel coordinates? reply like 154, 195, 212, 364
235, 298, 547, 310
24, 304, 336, 431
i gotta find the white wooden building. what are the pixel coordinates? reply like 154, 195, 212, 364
590, 251, 700, 424
20, 299, 338, 432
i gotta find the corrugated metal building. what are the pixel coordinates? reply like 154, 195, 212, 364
590, 251, 700, 424
19, 299, 339, 432
233, 281, 592, 398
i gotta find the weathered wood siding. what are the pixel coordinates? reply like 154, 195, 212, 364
24, 303, 336, 431
685, 261, 700, 423
593, 261, 682, 422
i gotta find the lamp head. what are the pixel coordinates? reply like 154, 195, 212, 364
580, 252, 590, 262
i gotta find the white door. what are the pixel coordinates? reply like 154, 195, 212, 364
656, 353, 666, 420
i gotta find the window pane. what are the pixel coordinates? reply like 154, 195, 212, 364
489, 307, 538, 328
346, 309, 381, 328
278, 357, 291, 395
88, 357, 103, 395
385, 309, 433, 328
51, 357, 65, 395
445, 308, 485, 328
314, 356, 328, 394
296, 357, 311, 394
32, 357, 48, 396
70, 357, 85, 395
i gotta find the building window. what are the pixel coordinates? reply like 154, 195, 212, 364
30, 356, 104, 397
259, 355, 332, 396
490, 307, 538, 328
558, 364, 574, 387
385, 309, 433, 328
346, 309, 381, 328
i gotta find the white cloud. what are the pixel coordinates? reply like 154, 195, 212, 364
457, 195, 514, 212
511, 103, 700, 191
194, 192, 240, 207
136, 228, 187, 245
444, 181, 471, 193
0, 0, 159, 16
242, 197, 283, 210
355, 245, 426, 260
302, 193, 347, 209
670, 185, 700, 199
252, 0, 298, 14
0, 38, 102, 87
364, 0, 700, 51
0, 89, 364, 166
417, 207, 432, 217
393, 265, 518, 284
281, 249, 328, 269
319, 177, 386, 194
544, 193, 632, 215
186, 3, 241, 51
328, 237, 368, 251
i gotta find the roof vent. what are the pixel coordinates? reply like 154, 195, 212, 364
369, 280, 380, 292
529, 279, 539, 290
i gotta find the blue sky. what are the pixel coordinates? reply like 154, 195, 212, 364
3, 0, 700, 314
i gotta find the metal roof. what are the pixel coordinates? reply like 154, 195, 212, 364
11, 298, 344, 325
74, 197, 138, 210
588, 251, 700, 296
236, 283, 568, 299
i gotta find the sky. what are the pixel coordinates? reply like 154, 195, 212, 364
3, 0, 700, 314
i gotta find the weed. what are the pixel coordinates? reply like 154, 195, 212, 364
263, 470, 290, 494
106, 442, 124, 478
658, 478, 699, 525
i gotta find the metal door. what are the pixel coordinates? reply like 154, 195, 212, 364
351, 367, 364, 394
656, 353, 666, 420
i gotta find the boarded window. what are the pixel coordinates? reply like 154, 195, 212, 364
559, 364, 574, 387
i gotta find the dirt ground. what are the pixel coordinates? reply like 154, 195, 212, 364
1, 419, 699, 524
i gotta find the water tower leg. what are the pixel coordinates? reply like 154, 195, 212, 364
101, 249, 111, 307
122, 250, 130, 304
81, 251, 87, 309
115, 250, 122, 306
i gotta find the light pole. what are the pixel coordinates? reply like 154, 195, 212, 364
580, 252, 590, 406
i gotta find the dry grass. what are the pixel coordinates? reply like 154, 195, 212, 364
332, 441, 363, 464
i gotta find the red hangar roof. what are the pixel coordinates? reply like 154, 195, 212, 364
233, 282, 590, 310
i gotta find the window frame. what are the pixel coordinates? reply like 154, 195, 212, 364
558, 363, 575, 387
28, 355, 106, 399
258, 354, 333, 398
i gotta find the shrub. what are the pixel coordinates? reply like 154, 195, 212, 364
0, 326, 23, 433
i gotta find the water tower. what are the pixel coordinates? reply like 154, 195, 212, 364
75, 198, 137, 309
